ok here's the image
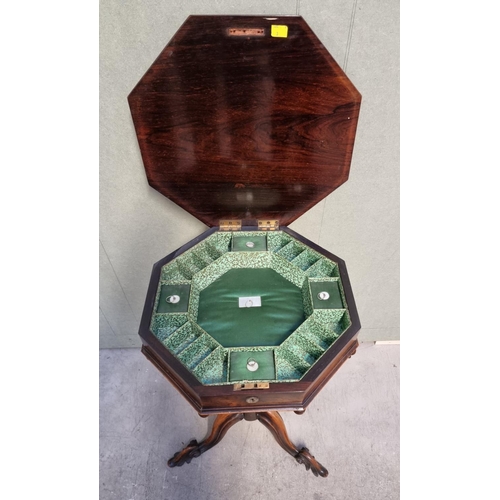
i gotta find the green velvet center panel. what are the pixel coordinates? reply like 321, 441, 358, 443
149, 231, 351, 386
197, 269, 305, 347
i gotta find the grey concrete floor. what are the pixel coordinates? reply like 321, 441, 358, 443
100, 343, 399, 499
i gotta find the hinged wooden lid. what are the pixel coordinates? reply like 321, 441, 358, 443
128, 15, 361, 227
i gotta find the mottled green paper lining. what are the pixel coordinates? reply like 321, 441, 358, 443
150, 231, 351, 385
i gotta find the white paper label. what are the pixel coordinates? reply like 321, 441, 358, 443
238, 296, 262, 308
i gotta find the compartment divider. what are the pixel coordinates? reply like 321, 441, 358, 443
291, 250, 307, 265
192, 347, 228, 385
150, 314, 189, 342
205, 243, 224, 260
307, 312, 347, 347
276, 241, 306, 261
275, 346, 311, 375
177, 333, 218, 370
176, 256, 203, 280
191, 250, 214, 269
293, 331, 326, 359
161, 262, 189, 282
291, 249, 321, 271
305, 258, 339, 278
280, 334, 323, 367
211, 232, 232, 254
266, 231, 293, 252
275, 346, 311, 380
163, 322, 199, 354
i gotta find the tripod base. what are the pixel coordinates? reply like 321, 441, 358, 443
167, 411, 328, 478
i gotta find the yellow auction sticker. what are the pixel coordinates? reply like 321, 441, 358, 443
271, 25, 288, 38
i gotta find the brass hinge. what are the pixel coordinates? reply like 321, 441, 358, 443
219, 220, 242, 231
233, 382, 270, 391
257, 220, 279, 231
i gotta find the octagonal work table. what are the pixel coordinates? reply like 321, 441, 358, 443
129, 15, 362, 478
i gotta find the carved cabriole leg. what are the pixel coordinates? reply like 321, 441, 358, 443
168, 413, 244, 467
256, 411, 329, 478
168, 411, 328, 477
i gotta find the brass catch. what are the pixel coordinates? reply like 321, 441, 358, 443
257, 220, 279, 231
227, 28, 265, 37
219, 220, 242, 231
233, 382, 270, 391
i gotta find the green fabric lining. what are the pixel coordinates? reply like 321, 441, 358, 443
232, 234, 267, 252
310, 281, 343, 309
229, 350, 275, 381
197, 268, 305, 347
157, 284, 191, 313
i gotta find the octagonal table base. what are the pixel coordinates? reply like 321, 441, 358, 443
167, 411, 329, 478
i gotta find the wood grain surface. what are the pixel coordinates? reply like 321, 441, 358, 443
128, 15, 361, 227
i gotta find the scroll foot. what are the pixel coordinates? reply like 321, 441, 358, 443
295, 447, 329, 477
257, 411, 328, 478
168, 413, 244, 467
